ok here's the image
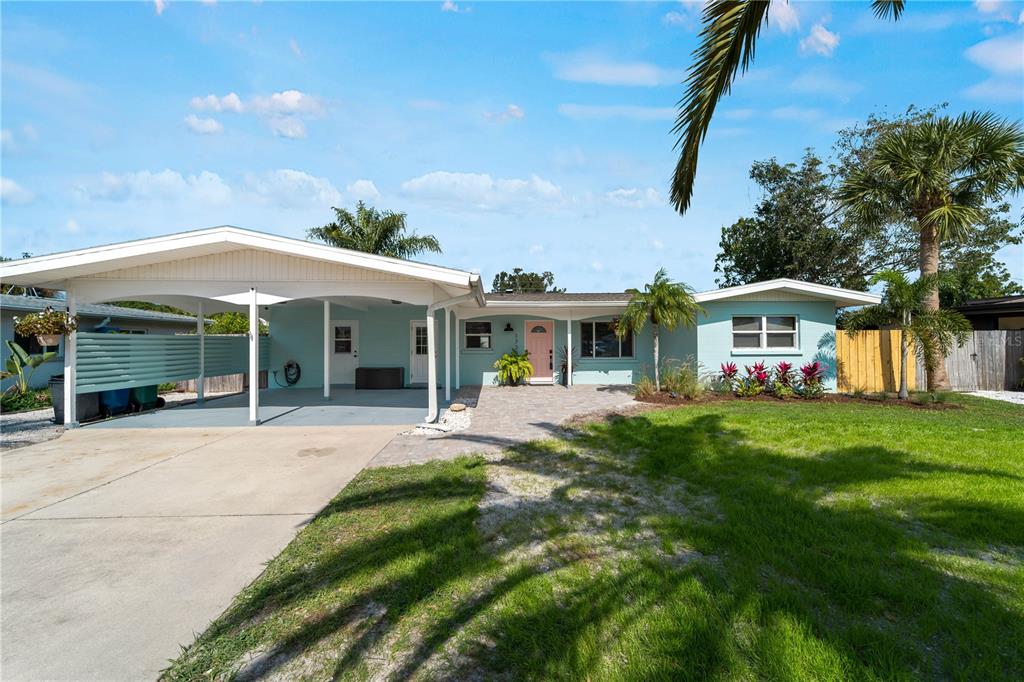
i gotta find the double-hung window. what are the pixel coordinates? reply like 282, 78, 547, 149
732, 315, 798, 350
464, 321, 492, 350
580, 321, 633, 359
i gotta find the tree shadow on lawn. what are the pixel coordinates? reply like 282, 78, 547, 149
167, 411, 1023, 681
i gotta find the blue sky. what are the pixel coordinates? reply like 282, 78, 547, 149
2, 0, 1022, 292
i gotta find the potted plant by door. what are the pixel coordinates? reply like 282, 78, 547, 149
13, 306, 78, 347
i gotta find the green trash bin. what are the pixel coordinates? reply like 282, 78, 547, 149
129, 384, 159, 411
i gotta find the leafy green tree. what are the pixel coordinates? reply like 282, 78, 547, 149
670, 0, 904, 213
839, 112, 1024, 390
206, 312, 267, 336
844, 271, 971, 400
491, 268, 566, 294
307, 201, 441, 259
616, 268, 703, 392
714, 152, 908, 288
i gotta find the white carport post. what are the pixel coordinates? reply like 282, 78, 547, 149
566, 310, 573, 387
426, 311, 438, 421
323, 299, 331, 400
63, 288, 77, 427
196, 300, 205, 402
249, 287, 260, 425
444, 307, 451, 402
454, 311, 461, 390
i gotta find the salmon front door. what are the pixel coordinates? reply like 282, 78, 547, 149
525, 320, 553, 383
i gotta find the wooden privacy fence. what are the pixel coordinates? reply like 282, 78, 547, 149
837, 329, 1024, 392
836, 330, 917, 393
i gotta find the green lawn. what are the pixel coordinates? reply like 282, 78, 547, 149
164, 396, 1023, 681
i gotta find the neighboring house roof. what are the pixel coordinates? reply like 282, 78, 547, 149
1, 294, 200, 324
484, 279, 880, 309
956, 295, 1024, 315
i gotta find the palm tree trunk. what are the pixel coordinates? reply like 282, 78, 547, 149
899, 315, 909, 400
918, 220, 950, 391
653, 325, 660, 392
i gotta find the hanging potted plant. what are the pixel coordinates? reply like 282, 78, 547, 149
13, 307, 79, 347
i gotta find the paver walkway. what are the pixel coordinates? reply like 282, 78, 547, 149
369, 384, 635, 467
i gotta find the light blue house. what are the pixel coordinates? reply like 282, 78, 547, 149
0, 227, 879, 424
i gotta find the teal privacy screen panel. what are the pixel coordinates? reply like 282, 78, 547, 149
76, 333, 269, 394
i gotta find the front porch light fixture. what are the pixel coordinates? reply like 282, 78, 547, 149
503, 322, 514, 332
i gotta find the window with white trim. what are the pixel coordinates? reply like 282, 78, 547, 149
464, 321, 492, 350
580, 321, 633, 359
732, 315, 797, 350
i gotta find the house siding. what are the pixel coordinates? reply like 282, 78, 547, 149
695, 300, 838, 389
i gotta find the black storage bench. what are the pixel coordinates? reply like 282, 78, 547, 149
355, 367, 405, 389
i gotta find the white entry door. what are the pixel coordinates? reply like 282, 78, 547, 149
331, 320, 359, 384
409, 321, 430, 384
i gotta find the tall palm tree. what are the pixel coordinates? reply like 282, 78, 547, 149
617, 268, 704, 391
670, 0, 905, 213
844, 271, 970, 399
307, 201, 442, 259
838, 113, 1024, 390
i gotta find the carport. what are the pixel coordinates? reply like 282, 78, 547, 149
0, 227, 485, 426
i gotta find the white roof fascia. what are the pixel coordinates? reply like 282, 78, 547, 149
0, 226, 477, 289
693, 278, 880, 307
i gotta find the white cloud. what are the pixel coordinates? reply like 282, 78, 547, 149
800, 23, 840, 57
662, 11, 691, 27
591, 260, 605, 272
557, 103, 675, 121
269, 117, 306, 139
789, 70, 861, 101
1019, 9, 1024, 23
184, 114, 224, 135
484, 103, 525, 122
244, 169, 341, 207
767, 1, 800, 34
190, 93, 243, 113
249, 90, 324, 116
965, 32, 1024, 74
651, 238, 665, 251
975, 0, 1004, 13
550, 52, 679, 86
346, 179, 380, 201
441, 0, 465, 12
154, 0, 166, 15
605, 187, 663, 209
964, 32, 1024, 101
1, 124, 38, 154
74, 169, 232, 204
529, 244, 545, 255
289, 38, 302, 58
1, 177, 34, 205
663, 1, 705, 29
401, 171, 563, 209
65, 218, 80, 233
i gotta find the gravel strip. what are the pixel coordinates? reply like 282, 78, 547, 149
967, 390, 1024, 406
1, 407, 63, 450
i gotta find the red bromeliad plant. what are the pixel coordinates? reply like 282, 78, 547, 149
746, 361, 768, 386
798, 361, 825, 398
774, 361, 794, 386
720, 362, 738, 382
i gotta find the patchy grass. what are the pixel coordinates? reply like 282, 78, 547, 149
164, 395, 1023, 681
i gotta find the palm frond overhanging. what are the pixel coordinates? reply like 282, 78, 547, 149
307, 201, 442, 260
670, 0, 904, 214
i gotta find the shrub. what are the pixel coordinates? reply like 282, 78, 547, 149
719, 362, 738, 391
2, 341, 57, 396
662, 357, 705, 400
0, 389, 52, 413
633, 375, 657, 399
773, 361, 794, 391
775, 384, 797, 399
13, 307, 78, 337
493, 350, 534, 386
798, 361, 825, 399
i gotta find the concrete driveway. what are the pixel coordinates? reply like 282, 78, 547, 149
1, 421, 405, 681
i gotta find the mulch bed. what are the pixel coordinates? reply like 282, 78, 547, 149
635, 391, 962, 411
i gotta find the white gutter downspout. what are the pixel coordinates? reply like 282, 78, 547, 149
425, 290, 480, 422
